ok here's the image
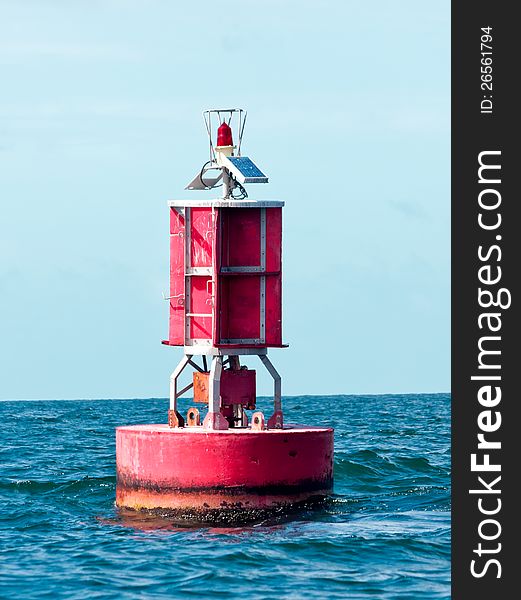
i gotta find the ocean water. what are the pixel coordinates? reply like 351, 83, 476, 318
0, 394, 450, 599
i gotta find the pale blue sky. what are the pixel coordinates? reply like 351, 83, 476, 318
0, 0, 449, 399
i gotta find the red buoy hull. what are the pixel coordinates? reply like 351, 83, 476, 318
116, 425, 334, 516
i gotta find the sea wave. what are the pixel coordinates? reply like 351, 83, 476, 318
0, 394, 450, 599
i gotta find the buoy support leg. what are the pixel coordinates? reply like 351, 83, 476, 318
208, 355, 223, 414
259, 354, 283, 428
169, 354, 192, 411
168, 354, 193, 427
203, 355, 228, 430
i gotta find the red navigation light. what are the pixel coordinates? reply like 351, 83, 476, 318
217, 122, 233, 147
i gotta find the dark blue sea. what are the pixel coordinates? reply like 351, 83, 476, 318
0, 394, 450, 599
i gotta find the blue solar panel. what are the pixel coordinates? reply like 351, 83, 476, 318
227, 157, 266, 179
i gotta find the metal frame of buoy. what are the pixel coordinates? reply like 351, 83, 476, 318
168, 347, 283, 431
115, 109, 334, 519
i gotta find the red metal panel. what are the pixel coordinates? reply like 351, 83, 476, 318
214, 206, 283, 346
186, 207, 214, 344
212, 210, 221, 346
190, 207, 213, 268
168, 204, 283, 348
218, 276, 261, 342
220, 208, 261, 267
189, 276, 213, 340
265, 208, 282, 273
220, 369, 256, 407
265, 207, 282, 345
216, 207, 262, 343
265, 275, 282, 345
169, 208, 185, 345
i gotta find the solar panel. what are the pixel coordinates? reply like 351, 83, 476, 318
221, 156, 268, 184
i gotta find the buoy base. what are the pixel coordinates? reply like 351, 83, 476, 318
116, 497, 330, 526
116, 424, 334, 518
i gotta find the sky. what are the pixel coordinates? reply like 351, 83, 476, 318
0, 0, 450, 400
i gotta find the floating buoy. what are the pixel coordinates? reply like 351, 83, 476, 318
116, 426, 333, 517
116, 108, 334, 520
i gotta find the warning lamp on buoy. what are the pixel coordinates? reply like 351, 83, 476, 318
115, 108, 334, 520
216, 121, 233, 148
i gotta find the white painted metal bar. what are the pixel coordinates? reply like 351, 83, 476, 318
184, 207, 191, 346
185, 267, 212, 275
220, 338, 263, 344
183, 346, 267, 356
259, 354, 282, 413
185, 339, 212, 347
169, 355, 192, 411
222, 170, 231, 199
260, 208, 266, 270
259, 275, 266, 344
208, 355, 223, 414
168, 200, 284, 208
220, 266, 265, 273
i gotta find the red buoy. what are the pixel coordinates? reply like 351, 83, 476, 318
116, 425, 333, 516
115, 108, 334, 520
